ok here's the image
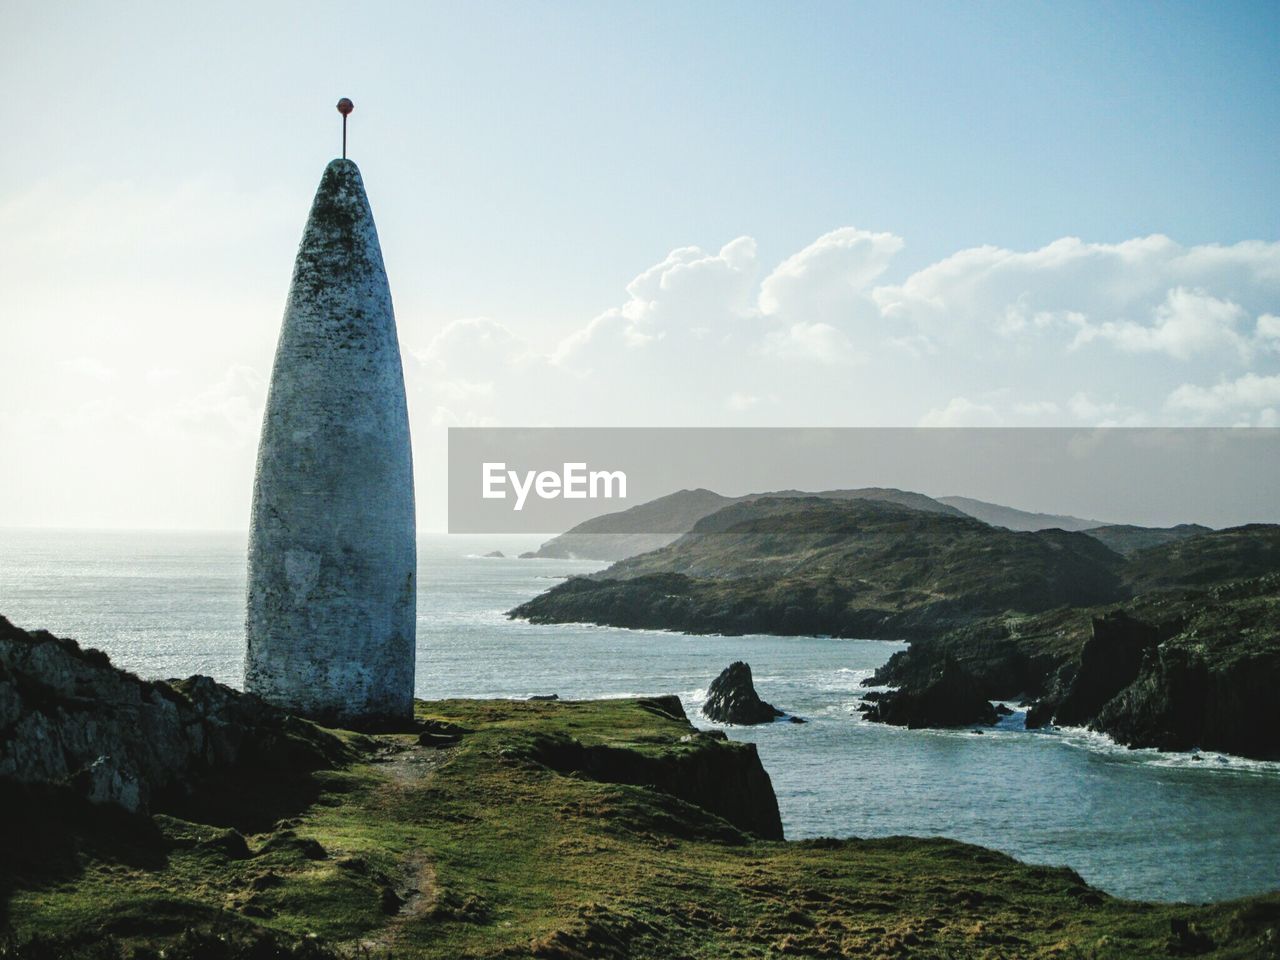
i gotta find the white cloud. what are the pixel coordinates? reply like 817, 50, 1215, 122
410, 229, 1280, 439
1012, 400, 1060, 417
759, 227, 902, 321
1258, 313, 1280, 349
1166, 373, 1280, 415
553, 237, 760, 372
1071, 288, 1252, 361
875, 236, 1280, 359
918, 397, 1000, 427
760, 322, 861, 365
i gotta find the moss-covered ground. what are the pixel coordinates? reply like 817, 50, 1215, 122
4, 697, 1278, 959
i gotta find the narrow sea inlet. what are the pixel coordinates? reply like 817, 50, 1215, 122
3, 529, 1279, 905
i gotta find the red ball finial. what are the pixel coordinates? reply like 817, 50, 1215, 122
337, 98, 354, 116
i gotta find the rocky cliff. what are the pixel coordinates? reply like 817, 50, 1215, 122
0, 616, 350, 813
522, 694, 783, 839
875, 575, 1280, 759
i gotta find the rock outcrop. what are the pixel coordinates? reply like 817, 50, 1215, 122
1093, 626, 1280, 759
702, 662, 784, 725
526, 695, 783, 839
1032, 611, 1167, 727
0, 616, 349, 813
860, 657, 997, 729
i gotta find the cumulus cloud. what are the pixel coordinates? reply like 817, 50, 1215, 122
1166, 373, 1280, 416
918, 397, 1000, 427
553, 238, 760, 372
409, 228, 1280, 433
759, 227, 902, 322
1071, 288, 1252, 361
875, 236, 1280, 355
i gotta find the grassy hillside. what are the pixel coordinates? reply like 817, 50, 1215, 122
1122, 524, 1280, 591
5, 696, 1278, 959
514, 497, 1127, 638
1083, 523, 1212, 556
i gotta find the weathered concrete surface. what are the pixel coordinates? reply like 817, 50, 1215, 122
245, 159, 416, 725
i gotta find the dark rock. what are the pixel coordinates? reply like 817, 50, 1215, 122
418, 732, 461, 748
1167, 917, 1213, 955
0, 616, 349, 813
257, 830, 327, 860
703, 662, 784, 725
484, 550, 505, 558
416, 718, 468, 748
250, 871, 285, 890
994, 704, 1013, 716
418, 718, 469, 736
197, 828, 251, 859
861, 657, 998, 729
529, 694, 560, 701
525, 729, 783, 840
1093, 640, 1280, 758
787, 715, 807, 724
1024, 699, 1056, 729
380, 885, 406, 914
1051, 611, 1162, 726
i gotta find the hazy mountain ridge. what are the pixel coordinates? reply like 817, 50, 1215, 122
523, 486, 1218, 562
520, 488, 735, 561
936, 495, 1104, 531
520, 486, 961, 560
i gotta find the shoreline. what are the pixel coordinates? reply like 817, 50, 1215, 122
4, 615, 1278, 958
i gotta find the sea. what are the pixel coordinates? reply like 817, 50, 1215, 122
2, 528, 1279, 905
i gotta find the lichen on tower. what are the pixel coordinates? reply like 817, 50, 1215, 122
244, 157, 416, 726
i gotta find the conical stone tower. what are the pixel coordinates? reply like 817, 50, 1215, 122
245, 158, 415, 725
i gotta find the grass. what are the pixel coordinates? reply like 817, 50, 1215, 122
4, 697, 1279, 959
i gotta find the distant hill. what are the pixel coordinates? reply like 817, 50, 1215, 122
1121, 523, 1280, 592
520, 488, 735, 561
797, 487, 965, 516
937, 495, 1103, 531
1083, 523, 1212, 556
512, 497, 1127, 637
521, 486, 962, 561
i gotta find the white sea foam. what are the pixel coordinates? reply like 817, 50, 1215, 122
1049, 724, 1280, 775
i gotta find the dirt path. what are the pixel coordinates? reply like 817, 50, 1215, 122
352, 736, 453, 955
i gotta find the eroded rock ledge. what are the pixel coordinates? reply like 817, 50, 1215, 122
0, 615, 349, 812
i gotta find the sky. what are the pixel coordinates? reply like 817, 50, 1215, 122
2, 0, 1278, 530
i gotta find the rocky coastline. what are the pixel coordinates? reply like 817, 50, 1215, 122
510, 496, 1280, 760
4, 617, 1279, 958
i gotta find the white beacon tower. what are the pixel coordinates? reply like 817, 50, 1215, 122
245, 101, 415, 725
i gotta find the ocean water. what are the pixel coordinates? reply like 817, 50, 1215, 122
2, 529, 1279, 904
